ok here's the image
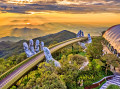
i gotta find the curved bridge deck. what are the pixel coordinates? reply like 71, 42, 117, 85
0, 37, 87, 89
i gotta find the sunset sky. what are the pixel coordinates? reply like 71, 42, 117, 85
0, 0, 120, 39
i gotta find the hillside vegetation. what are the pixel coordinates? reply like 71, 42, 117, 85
0, 30, 76, 58
10, 37, 114, 89
1, 36, 118, 89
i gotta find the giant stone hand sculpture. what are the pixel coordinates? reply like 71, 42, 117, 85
43, 47, 53, 62
76, 31, 92, 49
78, 42, 86, 49
87, 34, 92, 43
23, 42, 33, 57
77, 30, 86, 48
77, 30, 84, 37
43, 47, 61, 67
41, 41, 44, 51
77, 30, 82, 37
35, 40, 40, 53
81, 31, 84, 37
29, 39, 36, 55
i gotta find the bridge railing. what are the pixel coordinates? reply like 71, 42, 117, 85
0, 37, 87, 81
48, 37, 86, 49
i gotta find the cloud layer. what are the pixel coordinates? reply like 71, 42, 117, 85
0, 0, 120, 14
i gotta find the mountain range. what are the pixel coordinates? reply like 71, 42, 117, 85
0, 36, 23, 42
0, 22, 108, 41
11, 27, 45, 40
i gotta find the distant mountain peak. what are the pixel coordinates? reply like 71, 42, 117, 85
56, 30, 74, 34
11, 27, 45, 40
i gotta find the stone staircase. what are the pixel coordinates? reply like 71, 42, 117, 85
100, 75, 120, 89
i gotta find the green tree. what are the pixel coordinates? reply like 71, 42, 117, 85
101, 54, 119, 75
0, 65, 5, 74
49, 41, 58, 47
71, 54, 86, 65
86, 37, 103, 60
10, 86, 17, 89
89, 59, 103, 74
40, 73, 67, 89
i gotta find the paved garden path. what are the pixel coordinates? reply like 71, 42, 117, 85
79, 57, 89, 70
100, 75, 120, 89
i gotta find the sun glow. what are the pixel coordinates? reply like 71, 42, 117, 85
26, 23, 31, 25
0, 11, 119, 38
7, 0, 34, 4
57, 0, 79, 5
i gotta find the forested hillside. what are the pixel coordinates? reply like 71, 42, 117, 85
0, 30, 76, 58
